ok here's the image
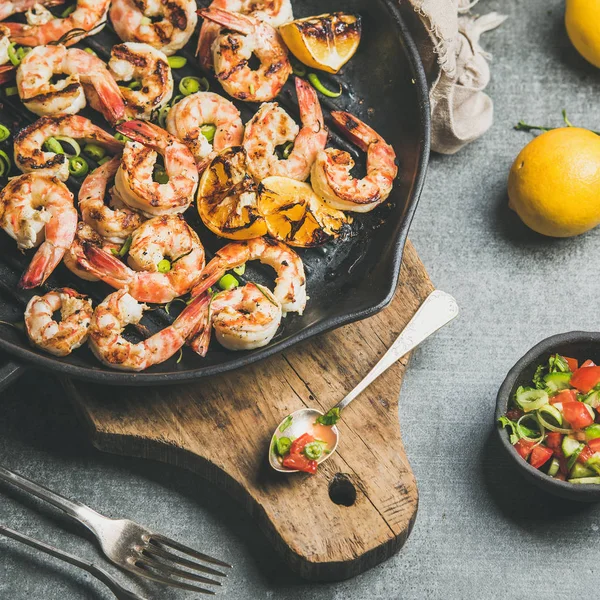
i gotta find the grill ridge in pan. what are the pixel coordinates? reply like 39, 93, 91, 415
0, 0, 430, 385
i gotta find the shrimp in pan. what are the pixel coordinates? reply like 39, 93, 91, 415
199, 8, 292, 102
16, 45, 125, 124
243, 77, 327, 181
107, 43, 173, 121
88, 289, 210, 372
196, 0, 294, 69
14, 115, 124, 182
78, 214, 205, 304
166, 91, 244, 171
109, 0, 197, 56
0, 174, 77, 289
25, 288, 93, 357
311, 111, 398, 213
3, 0, 111, 47
189, 282, 282, 355
78, 156, 145, 244
192, 237, 306, 315
114, 120, 198, 217
0, 0, 65, 22
63, 222, 118, 282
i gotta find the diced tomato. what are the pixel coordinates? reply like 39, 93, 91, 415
562, 402, 595, 429
571, 366, 600, 393
563, 356, 579, 372
589, 438, 600, 453
550, 389, 578, 405
578, 445, 594, 464
514, 439, 536, 460
506, 408, 524, 421
289, 433, 314, 455
282, 452, 317, 473
546, 432, 563, 449
530, 445, 553, 469
582, 360, 597, 368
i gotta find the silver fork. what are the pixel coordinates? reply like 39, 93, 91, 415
0, 465, 231, 595
0, 525, 147, 600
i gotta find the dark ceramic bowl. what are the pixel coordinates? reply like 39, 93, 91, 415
495, 331, 600, 502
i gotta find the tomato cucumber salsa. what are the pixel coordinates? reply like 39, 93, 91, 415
499, 353, 600, 484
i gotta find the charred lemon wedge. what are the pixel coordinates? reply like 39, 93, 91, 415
279, 13, 362, 74
258, 176, 351, 247
197, 147, 267, 240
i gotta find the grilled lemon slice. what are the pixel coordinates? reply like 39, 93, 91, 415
279, 13, 362, 74
197, 147, 267, 240
258, 176, 351, 247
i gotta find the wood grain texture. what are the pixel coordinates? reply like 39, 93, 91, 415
62, 240, 434, 582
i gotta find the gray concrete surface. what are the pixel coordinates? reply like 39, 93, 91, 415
2, 0, 599, 598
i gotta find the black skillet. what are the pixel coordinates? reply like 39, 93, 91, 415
0, 0, 430, 386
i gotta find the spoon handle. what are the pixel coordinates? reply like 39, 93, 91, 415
334, 290, 459, 412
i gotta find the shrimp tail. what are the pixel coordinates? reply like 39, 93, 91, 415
330, 111, 380, 152
296, 77, 321, 124
89, 75, 126, 125
19, 241, 65, 289
190, 261, 224, 298
116, 120, 165, 148
81, 243, 132, 286
175, 292, 211, 342
198, 8, 255, 35
0, 65, 16, 85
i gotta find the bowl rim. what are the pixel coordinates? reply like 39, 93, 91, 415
495, 331, 600, 495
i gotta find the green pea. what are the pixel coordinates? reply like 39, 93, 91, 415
157, 259, 171, 273
167, 55, 187, 69
218, 274, 239, 291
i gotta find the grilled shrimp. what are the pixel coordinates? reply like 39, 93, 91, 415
109, 0, 197, 56
189, 282, 282, 355
166, 91, 244, 170
114, 120, 198, 217
78, 156, 145, 244
196, 0, 293, 69
0, 0, 65, 22
3, 0, 111, 47
192, 237, 306, 315
63, 222, 118, 282
16, 45, 125, 124
78, 214, 205, 304
107, 42, 173, 120
24, 288, 93, 356
200, 8, 292, 102
0, 174, 77, 288
88, 289, 209, 372
243, 78, 327, 181
14, 115, 124, 182
311, 111, 398, 213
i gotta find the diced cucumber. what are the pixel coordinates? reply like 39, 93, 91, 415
544, 371, 572, 393
570, 463, 595, 479
568, 477, 600, 484
567, 444, 585, 470
547, 457, 560, 477
585, 424, 600, 441
585, 404, 596, 420
562, 436, 582, 457
584, 391, 600, 408
538, 404, 563, 426
514, 387, 549, 412
586, 453, 600, 475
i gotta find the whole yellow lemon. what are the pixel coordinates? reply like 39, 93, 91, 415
508, 127, 600, 237
565, 0, 600, 68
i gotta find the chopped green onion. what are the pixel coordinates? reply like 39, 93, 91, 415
218, 273, 238, 290
158, 105, 170, 128
200, 124, 216, 144
111, 236, 132, 258
16, 47, 31, 61
153, 166, 169, 184
97, 156, 110, 166
307, 73, 342, 98
170, 94, 184, 107
179, 76, 208, 96
176, 349, 183, 364
303, 441, 324, 460
68, 155, 88, 177
4, 86, 18, 97
275, 437, 292, 456
128, 81, 142, 91
157, 259, 171, 273
516, 413, 544, 444
83, 143, 106, 162
43, 137, 64, 154
233, 263, 245, 276
0, 125, 10, 143
54, 135, 80, 156
0, 149, 10, 177
115, 132, 130, 143
83, 47, 97, 56
167, 55, 187, 69
514, 386, 548, 412
61, 4, 77, 17
282, 141, 294, 159
7, 43, 20, 67
279, 415, 293, 432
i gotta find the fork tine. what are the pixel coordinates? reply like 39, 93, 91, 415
128, 563, 216, 595
143, 543, 227, 578
136, 555, 222, 587
150, 534, 232, 569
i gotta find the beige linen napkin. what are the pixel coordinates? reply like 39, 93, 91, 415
408, 0, 507, 154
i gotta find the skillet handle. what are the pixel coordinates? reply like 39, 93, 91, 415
0, 355, 27, 393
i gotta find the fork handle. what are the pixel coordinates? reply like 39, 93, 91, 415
0, 525, 145, 600
0, 465, 103, 531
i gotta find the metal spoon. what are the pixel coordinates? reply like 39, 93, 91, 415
269, 290, 459, 473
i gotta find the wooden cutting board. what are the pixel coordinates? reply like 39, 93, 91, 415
62, 240, 433, 582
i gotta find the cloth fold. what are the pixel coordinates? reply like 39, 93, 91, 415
408, 0, 507, 154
